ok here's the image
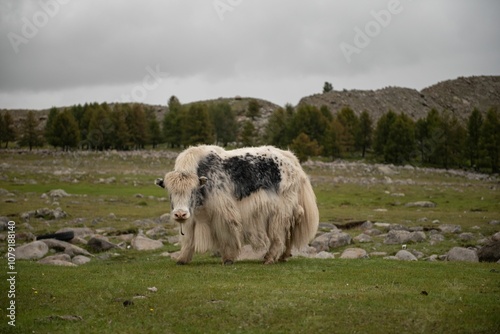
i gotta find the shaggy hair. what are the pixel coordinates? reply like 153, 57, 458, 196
160, 145, 319, 265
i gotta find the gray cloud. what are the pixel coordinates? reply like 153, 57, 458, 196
1, 0, 499, 108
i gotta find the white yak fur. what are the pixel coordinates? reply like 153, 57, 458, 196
163, 145, 319, 264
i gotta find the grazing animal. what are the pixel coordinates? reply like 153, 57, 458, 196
155, 145, 319, 265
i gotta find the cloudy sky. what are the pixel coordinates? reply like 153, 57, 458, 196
1, 0, 499, 110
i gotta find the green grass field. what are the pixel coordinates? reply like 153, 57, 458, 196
0, 150, 499, 333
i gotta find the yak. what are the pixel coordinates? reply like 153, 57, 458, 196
155, 145, 319, 265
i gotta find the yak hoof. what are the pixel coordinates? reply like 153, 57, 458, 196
223, 259, 234, 265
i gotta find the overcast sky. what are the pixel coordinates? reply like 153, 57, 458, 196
1, 0, 499, 110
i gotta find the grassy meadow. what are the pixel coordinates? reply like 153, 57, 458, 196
0, 149, 499, 333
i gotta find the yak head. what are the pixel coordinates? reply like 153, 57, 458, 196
155, 171, 207, 222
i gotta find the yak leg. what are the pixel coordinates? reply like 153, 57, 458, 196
212, 218, 241, 265
264, 217, 286, 264
176, 221, 196, 265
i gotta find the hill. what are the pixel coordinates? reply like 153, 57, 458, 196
298, 75, 500, 122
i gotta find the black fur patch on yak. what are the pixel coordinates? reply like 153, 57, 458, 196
197, 152, 282, 202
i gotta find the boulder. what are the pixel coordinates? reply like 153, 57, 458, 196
395, 250, 418, 261
14, 241, 49, 260
477, 241, 500, 262
315, 251, 335, 259
72, 255, 92, 265
340, 248, 368, 259
56, 227, 94, 238
87, 237, 118, 252
447, 247, 478, 262
131, 235, 163, 251
311, 232, 351, 251
48, 189, 70, 198
439, 224, 462, 234
384, 230, 411, 244
405, 201, 436, 208
40, 239, 92, 257
353, 233, 372, 243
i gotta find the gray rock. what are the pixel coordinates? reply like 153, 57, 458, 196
131, 235, 163, 251
340, 248, 368, 259
146, 226, 168, 238
488, 220, 500, 225
48, 189, 70, 198
315, 251, 335, 259
38, 257, 77, 266
14, 241, 49, 260
447, 247, 478, 262
311, 232, 351, 251
459, 232, 475, 241
409, 231, 427, 243
396, 250, 418, 261
87, 237, 118, 252
439, 224, 462, 234
429, 233, 445, 245
369, 251, 388, 257
56, 227, 94, 238
405, 201, 436, 208
37, 254, 72, 265
477, 241, 500, 262
40, 239, 92, 257
384, 230, 411, 244
72, 255, 91, 265
353, 233, 372, 243
492, 232, 500, 242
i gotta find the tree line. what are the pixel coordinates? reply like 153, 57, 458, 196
1, 97, 498, 172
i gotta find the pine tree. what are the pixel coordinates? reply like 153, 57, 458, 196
240, 120, 256, 147
336, 107, 359, 155
384, 113, 415, 164
322, 119, 343, 160
19, 111, 43, 150
110, 105, 130, 150
466, 108, 483, 169
1, 112, 16, 148
211, 102, 238, 146
127, 104, 148, 149
265, 107, 289, 148
323, 82, 333, 93
163, 96, 183, 148
357, 110, 373, 158
182, 103, 213, 146
45, 107, 59, 147
246, 100, 261, 120
374, 110, 397, 159
52, 109, 80, 151
291, 133, 322, 163
480, 107, 500, 173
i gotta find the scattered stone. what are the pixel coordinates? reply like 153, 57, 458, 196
384, 230, 411, 244
374, 222, 391, 229
409, 231, 426, 243
292, 246, 317, 258
353, 233, 372, 243
439, 224, 462, 234
72, 255, 91, 265
14, 241, 49, 260
311, 231, 351, 252
131, 235, 163, 251
87, 237, 118, 252
340, 248, 368, 259
37, 254, 76, 266
56, 227, 94, 238
396, 250, 418, 261
48, 189, 70, 198
369, 252, 388, 257
492, 232, 500, 242
22, 207, 68, 221
429, 233, 445, 245
489, 220, 500, 226
315, 251, 335, 259
146, 226, 168, 238
459, 232, 475, 242
405, 201, 436, 208
447, 247, 478, 262
477, 241, 500, 262
40, 239, 92, 257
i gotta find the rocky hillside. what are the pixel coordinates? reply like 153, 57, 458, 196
298, 76, 500, 122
